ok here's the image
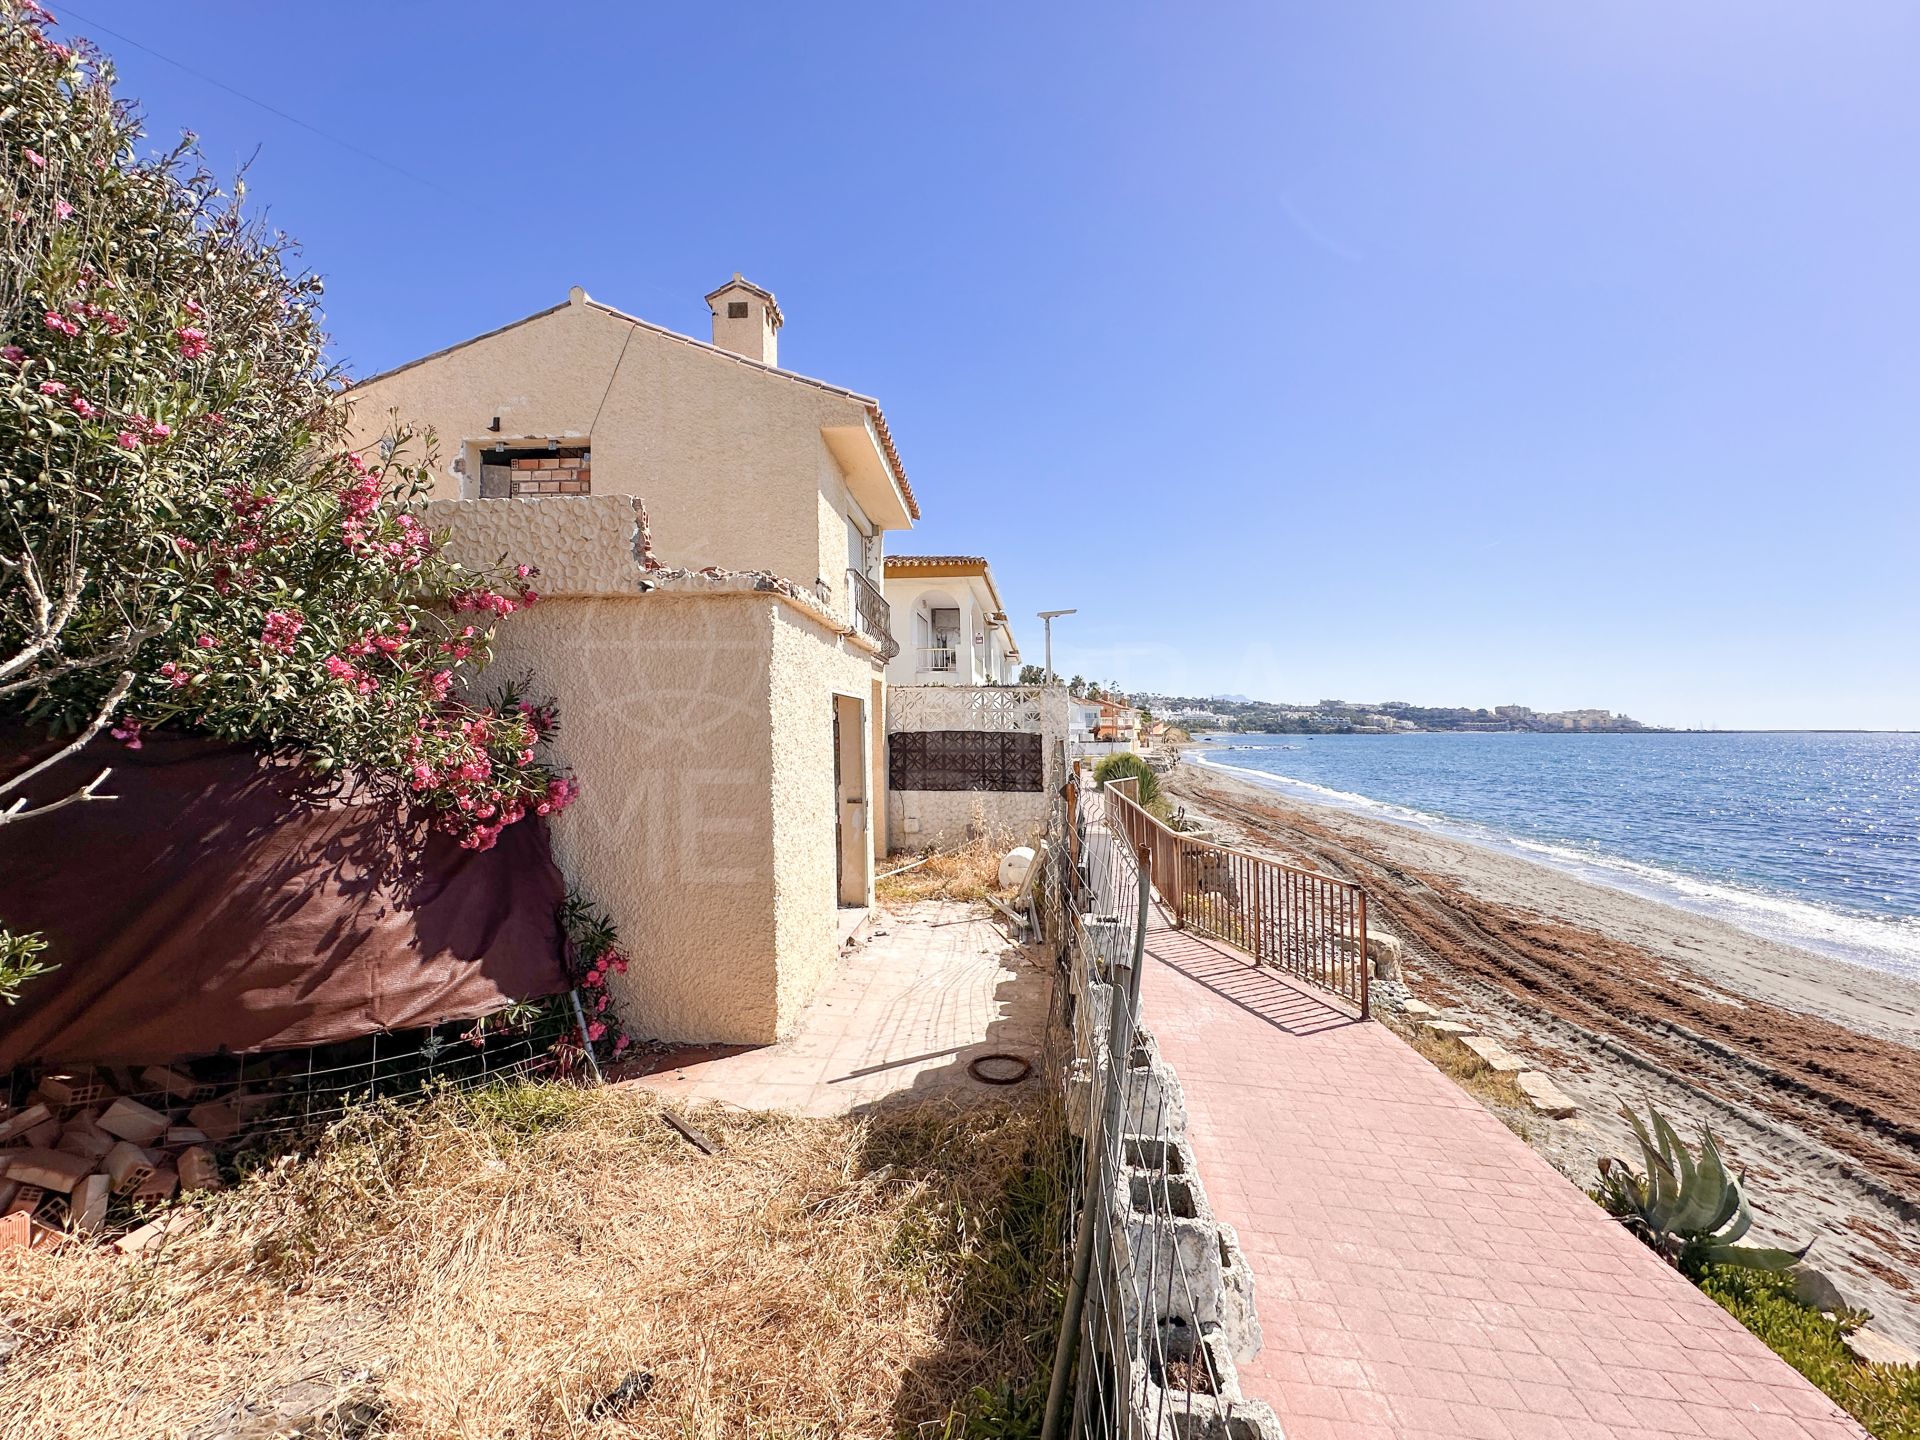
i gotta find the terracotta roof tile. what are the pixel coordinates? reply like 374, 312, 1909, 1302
884, 555, 989, 570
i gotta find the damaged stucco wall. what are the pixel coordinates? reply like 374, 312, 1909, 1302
423, 496, 885, 1044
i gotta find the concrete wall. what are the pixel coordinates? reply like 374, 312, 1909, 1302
344, 291, 907, 633
425, 495, 885, 1044
885, 685, 1066, 851
487, 590, 783, 1043
768, 606, 878, 1030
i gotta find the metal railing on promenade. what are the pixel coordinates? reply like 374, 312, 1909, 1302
1103, 774, 1370, 1017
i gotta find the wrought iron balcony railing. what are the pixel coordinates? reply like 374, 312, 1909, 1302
846, 567, 898, 659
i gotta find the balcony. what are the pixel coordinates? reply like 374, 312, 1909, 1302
846, 567, 898, 659
916, 645, 961, 675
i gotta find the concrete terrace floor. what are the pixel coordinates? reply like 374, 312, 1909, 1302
622, 900, 1051, 1116
1141, 909, 1869, 1440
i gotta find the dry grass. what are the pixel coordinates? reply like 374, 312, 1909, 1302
876, 833, 1022, 908
0, 1083, 1063, 1440
1385, 1018, 1539, 1143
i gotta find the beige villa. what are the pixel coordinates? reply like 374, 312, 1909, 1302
344, 277, 918, 1044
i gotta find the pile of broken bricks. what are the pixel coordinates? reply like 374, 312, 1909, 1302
1400, 999, 1580, 1119
0, 1064, 248, 1257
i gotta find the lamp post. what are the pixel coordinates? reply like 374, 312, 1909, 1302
1037, 609, 1076, 687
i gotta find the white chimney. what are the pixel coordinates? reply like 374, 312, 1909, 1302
704, 273, 782, 367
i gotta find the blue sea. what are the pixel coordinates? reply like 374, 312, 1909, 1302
1188, 731, 1920, 981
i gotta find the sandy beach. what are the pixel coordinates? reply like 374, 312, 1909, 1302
1163, 756, 1920, 1350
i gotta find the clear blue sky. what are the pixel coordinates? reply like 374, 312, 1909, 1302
56, 2, 1920, 729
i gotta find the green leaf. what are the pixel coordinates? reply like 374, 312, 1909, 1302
1696, 1129, 1744, 1237
1699, 1242, 1812, 1274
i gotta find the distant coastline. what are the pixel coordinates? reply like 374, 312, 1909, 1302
1140, 693, 1656, 735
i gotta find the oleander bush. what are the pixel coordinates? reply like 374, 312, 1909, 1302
0, 0, 574, 993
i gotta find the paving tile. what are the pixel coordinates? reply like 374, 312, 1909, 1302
625, 901, 1049, 1116
1135, 908, 1870, 1440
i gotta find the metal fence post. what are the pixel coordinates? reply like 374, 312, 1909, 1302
1357, 889, 1370, 1020
1171, 834, 1185, 930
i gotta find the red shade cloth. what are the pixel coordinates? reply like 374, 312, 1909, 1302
0, 726, 568, 1067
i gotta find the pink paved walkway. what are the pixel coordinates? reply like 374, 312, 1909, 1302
1140, 911, 1867, 1440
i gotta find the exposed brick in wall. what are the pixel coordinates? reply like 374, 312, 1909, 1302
507, 449, 591, 497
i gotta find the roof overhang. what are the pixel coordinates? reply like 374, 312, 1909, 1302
882, 558, 1020, 654
823, 417, 916, 530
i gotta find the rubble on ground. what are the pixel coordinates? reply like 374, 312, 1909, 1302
0, 1062, 244, 1254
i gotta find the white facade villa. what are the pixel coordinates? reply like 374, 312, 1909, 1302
881, 556, 1022, 687
1068, 696, 1142, 762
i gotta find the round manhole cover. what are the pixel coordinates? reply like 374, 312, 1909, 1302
967, 1053, 1033, 1086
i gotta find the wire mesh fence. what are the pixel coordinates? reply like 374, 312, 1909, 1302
1040, 775, 1281, 1440
5, 1007, 569, 1154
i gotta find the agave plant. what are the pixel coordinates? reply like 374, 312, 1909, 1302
1596, 1105, 1811, 1272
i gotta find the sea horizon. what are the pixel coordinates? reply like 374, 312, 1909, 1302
1185, 729, 1920, 983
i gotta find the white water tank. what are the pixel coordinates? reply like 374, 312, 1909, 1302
998, 846, 1037, 890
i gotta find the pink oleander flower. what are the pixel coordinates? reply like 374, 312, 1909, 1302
23, 148, 44, 169
115, 431, 140, 450
175, 326, 209, 360
613, 1033, 632, 1055
196, 634, 217, 648
183, 298, 203, 317
325, 655, 356, 683
157, 661, 191, 689
53, 199, 72, 220
582, 968, 603, 989
425, 669, 453, 701
260, 608, 304, 655
43, 310, 78, 336
70, 396, 95, 418
148, 421, 171, 440
37, 380, 66, 396
450, 587, 523, 618
586, 1021, 608, 1043
111, 718, 143, 750
536, 775, 580, 816
1, 346, 23, 365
